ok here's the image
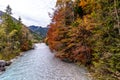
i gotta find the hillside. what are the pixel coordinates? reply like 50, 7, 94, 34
0, 11, 4, 23
29, 25, 48, 38
0, 6, 33, 60
0, 11, 18, 22
0, 11, 4, 16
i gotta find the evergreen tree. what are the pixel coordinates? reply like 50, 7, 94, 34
0, 5, 33, 60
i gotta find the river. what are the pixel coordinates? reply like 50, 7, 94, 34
0, 43, 91, 80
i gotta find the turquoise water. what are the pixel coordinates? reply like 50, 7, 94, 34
0, 43, 90, 80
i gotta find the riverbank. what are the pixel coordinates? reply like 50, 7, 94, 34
0, 43, 91, 80
0, 42, 36, 74
0, 42, 38, 74
0, 60, 11, 74
0, 52, 25, 74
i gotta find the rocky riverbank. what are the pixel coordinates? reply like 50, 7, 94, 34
0, 43, 91, 80
0, 52, 24, 74
0, 60, 11, 72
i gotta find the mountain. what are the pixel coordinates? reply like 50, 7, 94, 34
0, 11, 4, 16
0, 10, 18, 22
0, 10, 47, 41
0, 11, 4, 23
29, 25, 48, 38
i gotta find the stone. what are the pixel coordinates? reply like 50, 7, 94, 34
61, 58, 73, 63
0, 67, 5, 71
0, 60, 6, 67
6, 61, 12, 66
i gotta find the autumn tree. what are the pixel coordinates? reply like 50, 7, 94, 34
46, 0, 120, 79
0, 5, 33, 60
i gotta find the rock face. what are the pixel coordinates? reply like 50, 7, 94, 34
0, 60, 11, 72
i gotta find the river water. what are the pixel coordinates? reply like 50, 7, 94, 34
0, 43, 91, 80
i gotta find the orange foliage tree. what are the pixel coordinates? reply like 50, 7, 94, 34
46, 0, 94, 65
46, 0, 120, 79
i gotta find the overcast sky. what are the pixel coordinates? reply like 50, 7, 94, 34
0, 0, 56, 27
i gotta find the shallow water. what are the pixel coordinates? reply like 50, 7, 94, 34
0, 43, 91, 80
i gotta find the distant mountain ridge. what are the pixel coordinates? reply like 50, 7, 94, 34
0, 10, 48, 39
0, 11, 4, 16
0, 11, 4, 23
29, 25, 48, 38
0, 10, 18, 22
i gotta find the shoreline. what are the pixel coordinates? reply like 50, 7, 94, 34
0, 43, 37, 75
0, 52, 25, 75
0, 43, 37, 74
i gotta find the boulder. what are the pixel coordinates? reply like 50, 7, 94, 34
0, 60, 12, 72
61, 58, 73, 63
19, 52, 24, 56
0, 67, 5, 71
10, 59, 16, 63
0, 60, 6, 67
6, 61, 12, 66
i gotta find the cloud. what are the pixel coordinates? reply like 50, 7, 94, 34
0, 0, 56, 27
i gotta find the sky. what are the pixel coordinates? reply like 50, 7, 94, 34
0, 0, 56, 27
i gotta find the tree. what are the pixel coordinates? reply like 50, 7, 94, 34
5, 5, 12, 15
0, 5, 33, 60
46, 0, 120, 79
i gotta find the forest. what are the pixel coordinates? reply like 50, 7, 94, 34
0, 5, 33, 60
46, 0, 120, 80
